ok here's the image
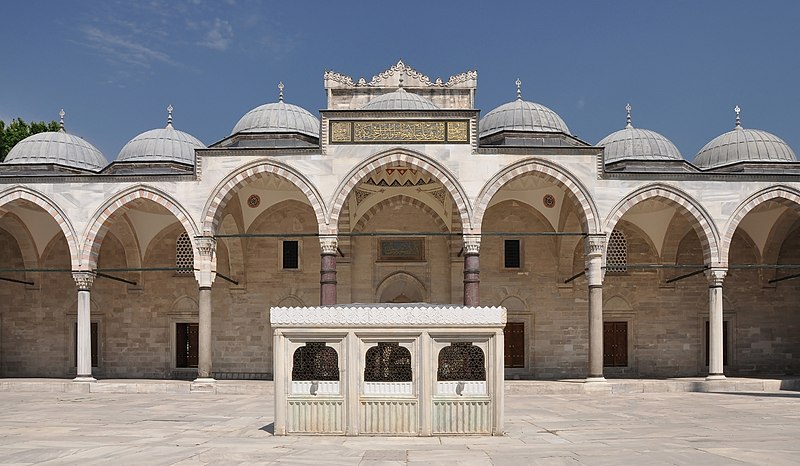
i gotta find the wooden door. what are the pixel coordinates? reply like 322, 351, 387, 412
603, 321, 628, 367
504, 322, 525, 368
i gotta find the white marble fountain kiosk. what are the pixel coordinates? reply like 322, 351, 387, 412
270, 304, 506, 436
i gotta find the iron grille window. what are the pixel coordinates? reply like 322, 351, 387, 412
176, 232, 194, 274
606, 229, 627, 273
292, 342, 339, 381
504, 239, 521, 268
364, 342, 412, 382
437, 342, 486, 381
283, 240, 299, 269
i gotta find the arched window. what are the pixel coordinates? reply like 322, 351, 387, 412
292, 342, 339, 381
437, 342, 485, 381
606, 229, 628, 273
364, 342, 412, 382
176, 232, 194, 274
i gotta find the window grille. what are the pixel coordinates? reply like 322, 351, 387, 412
283, 240, 299, 269
364, 342, 412, 382
437, 342, 486, 381
504, 239, 521, 268
176, 232, 194, 274
606, 229, 627, 273
292, 342, 339, 381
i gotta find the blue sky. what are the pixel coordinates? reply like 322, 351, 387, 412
2, 0, 799, 162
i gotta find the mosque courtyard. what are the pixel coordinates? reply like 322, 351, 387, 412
0, 382, 797, 464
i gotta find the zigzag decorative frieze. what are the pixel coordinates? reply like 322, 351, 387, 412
324, 60, 476, 88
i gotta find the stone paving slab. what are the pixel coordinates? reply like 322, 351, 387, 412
0, 388, 799, 464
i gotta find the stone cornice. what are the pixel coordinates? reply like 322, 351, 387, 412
270, 305, 506, 327
324, 60, 477, 89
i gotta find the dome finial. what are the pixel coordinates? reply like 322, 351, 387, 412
59, 108, 65, 132
278, 82, 284, 102
625, 103, 632, 128
734, 105, 742, 129
166, 104, 173, 128
515, 78, 522, 100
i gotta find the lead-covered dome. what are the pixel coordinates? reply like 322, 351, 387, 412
5, 110, 106, 171
117, 106, 205, 164
362, 87, 439, 110
598, 105, 683, 163
480, 81, 570, 137
231, 84, 319, 137
694, 107, 796, 168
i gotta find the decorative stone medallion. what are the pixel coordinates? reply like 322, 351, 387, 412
543, 194, 556, 208
247, 194, 261, 208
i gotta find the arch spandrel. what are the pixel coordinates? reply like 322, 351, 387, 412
473, 158, 600, 235
202, 160, 327, 235
0, 186, 81, 269
328, 148, 472, 231
721, 186, 800, 264
81, 186, 199, 270
604, 184, 720, 265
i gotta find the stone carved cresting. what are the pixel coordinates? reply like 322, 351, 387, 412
73, 271, 96, 290
324, 60, 477, 88
270, 305, 506, 326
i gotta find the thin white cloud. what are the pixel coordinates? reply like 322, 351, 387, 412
81, 26, 176, 68
199, 18, 233, 51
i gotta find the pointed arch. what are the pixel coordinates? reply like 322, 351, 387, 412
604, 184, 720, 264
352, 195, 451, 233
721, 185, 800, 264
376, 271, 427, 303
328, 148, 472, 231
81, 185, 199, 269
474, 158, 600, 234
202, 159, 327, 234
0, 186, 80, 269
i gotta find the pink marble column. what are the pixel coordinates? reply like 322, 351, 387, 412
320, 236, 338, 305
463, 235, 481, 306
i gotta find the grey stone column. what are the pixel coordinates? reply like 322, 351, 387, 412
463, 234, 481, 306
73, 271, 96, 382
585, 235, 606, 382
319, 236, 338, 306
194, 236, 217, 382
706, 268, 727, 380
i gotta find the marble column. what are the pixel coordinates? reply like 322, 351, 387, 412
585, 235, 606, 382
706, 268, 727, 380
73, 271, 96, 382
463, 234, 481, 306
194, 236, 217, 382
319, 236, 338, 306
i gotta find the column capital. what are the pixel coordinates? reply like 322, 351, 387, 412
195, 236, 217, 258
319, 235, 338, 255
705, 267, 727, 287
72, 271, 96, 291
194, 236, 217, 288
463, 234, 481, 255
585, 234, 605, 258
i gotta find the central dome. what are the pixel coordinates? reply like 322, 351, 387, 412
362, 88, 439, 111
480, 82, 570, 137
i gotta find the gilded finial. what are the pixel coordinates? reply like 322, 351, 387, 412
625, 103, 632, 128
166, 104, 173, 128
278, 82, 284, 102
734, 105, 741, 129
516, 78, 522, 100
59, 108, 65, 132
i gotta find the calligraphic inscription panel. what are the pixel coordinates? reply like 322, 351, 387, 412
378, 238, 425, 262
329, 120, 469, 144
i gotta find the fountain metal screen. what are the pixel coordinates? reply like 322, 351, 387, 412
437, 342, 486, 381
291, 342, 339, 381
364, 342, 412, 382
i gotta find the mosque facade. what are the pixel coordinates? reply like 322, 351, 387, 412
1, 61, 798, 382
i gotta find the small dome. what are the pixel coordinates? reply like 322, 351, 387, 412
118, 108, 205, 164
598, 105, 682, 163
362, 88, 439, 110
480, 99, 570, 137
232, 100, 320, 137
5, 125, 106, 171
694, 123, 796, 169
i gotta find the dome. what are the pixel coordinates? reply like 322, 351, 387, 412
480, 93, 570, 138
598, 105, 683, 163
5, 114, 106, 171
694, 109, 796, 168
362, 88, 439, 110
117, 108, 205, 164
231, 97, 320, 137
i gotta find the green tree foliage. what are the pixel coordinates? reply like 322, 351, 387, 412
0, 118, 61, 162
